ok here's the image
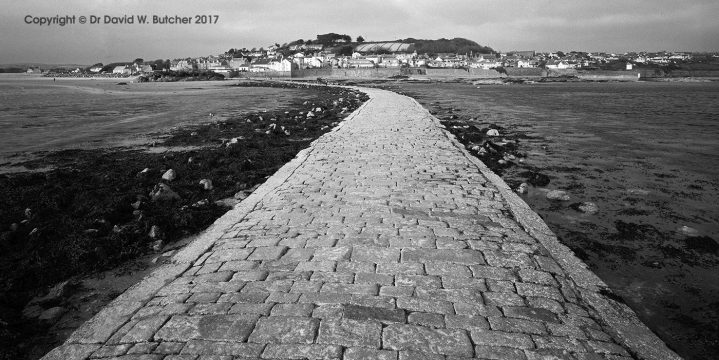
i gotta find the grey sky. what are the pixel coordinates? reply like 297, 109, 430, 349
2, 0, 718, 64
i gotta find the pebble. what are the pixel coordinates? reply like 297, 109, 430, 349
516, 183, 528, 194
486, 129, 500, 136
546, 190, 570, 201
150, 183, 181, 202
678, 225, 700, 237
576, 202, 599, 214
152, 240, 164, 252
306, 111, 315, 118
162, 169, 176, 181
199, 179, 213, 190
149, 225, 161, 239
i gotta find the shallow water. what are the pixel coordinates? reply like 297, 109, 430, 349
392, 81, 719, 359
0, 76, 309, 165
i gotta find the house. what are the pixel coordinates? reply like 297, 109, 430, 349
251, 59, 292, 72
89, 66, 103, 73
545, 60, 571, 69
112, 65, 131, 75
626, 63, 633, 70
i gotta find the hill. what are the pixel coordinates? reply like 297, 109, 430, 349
398, 37, 495, 55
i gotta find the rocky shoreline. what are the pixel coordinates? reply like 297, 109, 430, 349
0, 80, 368, 359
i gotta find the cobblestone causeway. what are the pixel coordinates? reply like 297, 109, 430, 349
42, 87, 680, 360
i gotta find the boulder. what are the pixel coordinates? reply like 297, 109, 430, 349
161, 169, 176, 181
546, 190, 570, 201
486, 129, 500, 137
150, 183, 181, 202
149, 225, 161, 239
678, 225, 700, 237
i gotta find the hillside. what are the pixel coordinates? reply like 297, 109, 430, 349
397, 37, 495, 55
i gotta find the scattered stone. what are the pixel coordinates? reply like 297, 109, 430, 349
306, 111, 315, 118
486, 129, 500, 137
546, 190, 570, 201
190, 131, 198, 136
29, 228, 39, 236
152, 240, 164, 252
234, 191, 249, 201
199, 179, 213, 190
131, 200, 142, 209
24, 208, 32, 219
149, 225, 161, 239
137, 168, 150, 177
38, 306, 67, 322
678, 226, 700, 237
149, 183, 181, 202
516, 183, 528, 194
162, 169, 176, 181
193, 199, 210, 207
571, 202, 599, 214
10, 223, 19, 231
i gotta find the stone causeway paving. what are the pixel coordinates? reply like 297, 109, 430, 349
43, 87, 680, 360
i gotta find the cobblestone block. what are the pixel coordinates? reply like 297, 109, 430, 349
526, 297, 564, 315
470, 265, 517, 281
483, 292, 526, 307
218, 291, 269, 304
90, 344, 132, 358
337, 261, 375, 273
352, 246, 400, 263
408, 312, 445, 328
261, 344, 343, 359
317, 318, 382, 348
547, 323, 587, 339
205, 248, 253, 264
435, 237, 468, 249
524, 349, 575, 360
377, 262, 424, 275
312, 304, 344, 319
482, 250, 533, 268
228, 303, 274, 316
321, 282, 378, 296
218, 260, 258, 272
395, 274, 441, 288
383, 324, 473, 357
474, 345, 527, 360
126, 342, 158, 354
516, 283, 564, 302
518, 269, 557, 286
247, 316, 319, 344
152, 342, 184, 355
343, 304, 406, 324
186, 292, 221, 304
454, 302, 503, 318
355, 272, 394, 285
396, 297, 454, 315
230, 270, 269, 282
311, 271, 354, 283
444, 314, 489, 330
267, 291, 301, 303
296, 261, 337, 272
379, 285, 414, 297
488, 316, 547, 335
533, 256, 563, 274
425, 261, 472, 277
440, 276, 487, 291
313, 246, 352, 261
187, 303, 232, 315
532, 335, 586, 352
503, 306, 559, 323
344, 347, 398, 360
586, 340, 631, 356
470, 329, 535, 349
486, 279, 516, 293
397, 350, 444, 360
271, 303, 315, 317
155, 314, 258, 342
401, 249, 485, 265
180, 340, 263, 356
248, 246, 288, 261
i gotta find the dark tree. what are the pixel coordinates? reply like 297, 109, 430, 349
134, 58, 144, 64
356, 36, 365, 43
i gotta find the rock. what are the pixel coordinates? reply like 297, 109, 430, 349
84, 229, 99, 235
131, 200, 142, 209
306, 111, 315, 118
678, 226, 700, 237
149, 225, 161, 239
137, 168, 150, 177
627, 188, 650, 196
161, 169, 176, 181
9, 223, 18, 231
199, 179, 213, 190
187, 157, 194, 163
152, 240, 164, 252
190, 131, 198, 136
497, 159, 507, 165
516, 183, 528, 194
38, 306, 66, 322
29, 228, 39, 236
192, 199, 210, 207
546, 190, 570, 201
486, 129, 500, 137
572, 202, 599, 214
24, 208, 32, 219
150, 183, 181, 202
234, 191, 249, 201
315, 107, 322, 112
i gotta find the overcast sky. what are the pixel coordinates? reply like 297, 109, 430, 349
2, 0, 718, 64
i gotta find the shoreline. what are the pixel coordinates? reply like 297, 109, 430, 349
0, 80, 368, 359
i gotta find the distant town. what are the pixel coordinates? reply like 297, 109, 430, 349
7, 33, 719, 79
